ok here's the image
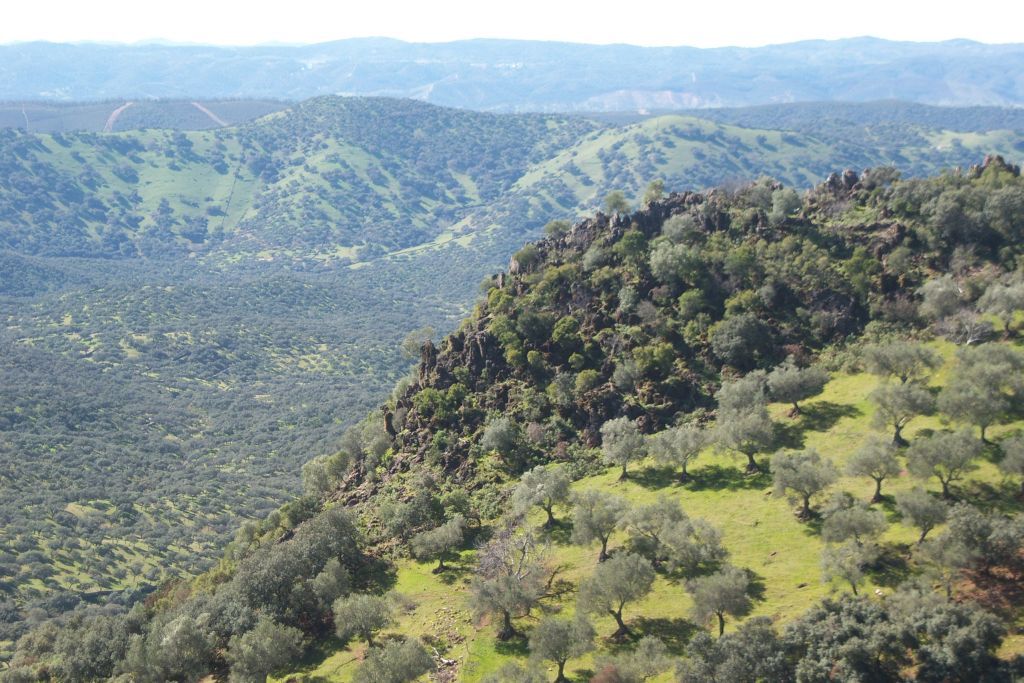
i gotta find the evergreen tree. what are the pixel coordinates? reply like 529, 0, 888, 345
353, 638, 434, 683
411, 514, 465, 571
226, 616, 303, 683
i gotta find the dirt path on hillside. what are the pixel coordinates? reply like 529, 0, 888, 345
103, 102, 134, 132
191, 101, 228, 127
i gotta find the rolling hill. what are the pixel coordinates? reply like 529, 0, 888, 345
5, 152, 1023, 681
1, 96, 1023, 660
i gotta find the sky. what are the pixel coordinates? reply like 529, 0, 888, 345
2, 0, 1021, 47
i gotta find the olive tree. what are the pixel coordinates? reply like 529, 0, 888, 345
648, 424, 707, 483
470, 523, 546, 640
870, 382, 935, 446
619, 496, 727, 573
660, 517, 728, 575
571, 490, 628, 561
577, 553, 655, 638
1000, 436, 1024, 496
687, 564, 750, 636
772, 449, 838, 519
715, 411, 775, 474
821, 493, 887, 546
511, 464, 572, 527
716, 370, 769, 413
226, 616, 303, 683
845, 437, 902, 503
528, 616, 595, 682
906, 429, 981, 498
592, 636, 673, 683
600, 416, 647, 480
862, 342, 942, 384
821, 541, 876, 595
767, 358, 829, 416
481, 663, 547, 683
938, 345, 1024, 442
977, 279, 1024, 336
333, 594, 393, 648
895, 488, 949, 544
618, 496, 686, 564
714, 371, 775, 473
915, 535, 972, 599
353, 638, 434, 683
411, 514, 465, 572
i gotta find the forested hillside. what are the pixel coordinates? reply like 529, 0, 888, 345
0, 99, 288, 134
5, 156, 1023, 681
2, 96, 1023, 661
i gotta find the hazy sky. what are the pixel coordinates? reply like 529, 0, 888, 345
3, 0, 1020, 47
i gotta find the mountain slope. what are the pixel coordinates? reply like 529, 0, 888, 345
0, 97, 598, 261
1, 97, 1022, 657
7, 157, 1023, 681
282, 158, 1024, 681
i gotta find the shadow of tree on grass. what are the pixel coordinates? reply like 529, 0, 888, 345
632, 616, 699, 655
493, 633, 530, 657
868, 543, 911, 588
798, 401, 862, 433
629, 465, 682, 490
688, 464, 771, 492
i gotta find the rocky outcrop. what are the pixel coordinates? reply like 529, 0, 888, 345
969, 154, 1021, 178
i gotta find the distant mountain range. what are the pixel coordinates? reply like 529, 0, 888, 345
2, 37, 1024, 110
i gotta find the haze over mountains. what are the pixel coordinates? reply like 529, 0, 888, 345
3, 37, 1024, 110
